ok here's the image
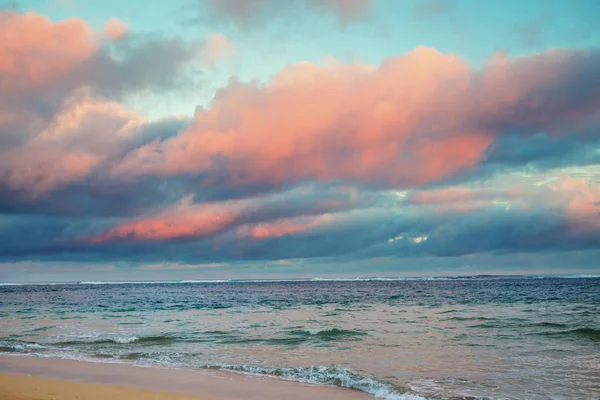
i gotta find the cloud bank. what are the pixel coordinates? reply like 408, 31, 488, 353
0, 9, 599, 280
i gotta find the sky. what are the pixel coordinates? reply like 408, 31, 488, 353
1, 0, 600, 282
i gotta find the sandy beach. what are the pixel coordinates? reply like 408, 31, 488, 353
0, 357, 373, 400
0, 374, 211, 400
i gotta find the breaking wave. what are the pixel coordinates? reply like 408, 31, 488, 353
288, 328, 367, 339
202, 363, 429, 400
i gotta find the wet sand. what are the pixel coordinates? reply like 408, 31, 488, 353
0, 374, 211, 400
0, 356, 373, 400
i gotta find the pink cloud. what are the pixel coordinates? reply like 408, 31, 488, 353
551, 177, 600, 232
114, 47, 495, 187
0, 11, 97, 89
0, 11, 202, 195
114, 46, 600, 191
405, 176, 600, 232
311, 0, 372, 21
3, 10, 600, 206
0, 94, 144, 195
85, 184, 351, 243
239, 214, 334, 239
202, 34, 235, 67
202, 0, 372, 23
88, 196, 242, 243
103, 18, 129, 40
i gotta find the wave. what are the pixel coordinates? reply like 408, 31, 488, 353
310, 277, 460, 282
0, 340, 46, 353
288, 328, 367, 339
0, 341, 430, 400
0, 282, 68, 286
532, 322, 568, 328
201, 363, 428, 400
542, 274, 600, 279
437, 309, 458, 314
443, 316, 492, 322
56, 335, 176, 346
539, 327, 600, 340
215, 329, 367, 346
22, 326, 56, 333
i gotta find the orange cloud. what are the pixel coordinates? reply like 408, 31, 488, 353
0, 11, 205, 195
115, 46, 600, 191
239, 214, 334, 239
551, 177, 600, 231
88, 196, 242, 243
202, 0, 372, 23
103, 18, 129, 40
115, 47, 496, 187
0, 93, 144, 195
0, 11, 96, 89
86, 188, 346, 243
202, 34, 235, 67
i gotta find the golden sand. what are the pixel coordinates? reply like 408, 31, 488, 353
0, 374, 211, 400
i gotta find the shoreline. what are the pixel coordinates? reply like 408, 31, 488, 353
0, 356, 374, 400
0, 373, 211, 400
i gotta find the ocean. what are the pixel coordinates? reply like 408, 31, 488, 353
1, 276, 599, 400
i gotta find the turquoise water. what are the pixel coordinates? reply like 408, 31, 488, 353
1, 276, 599, 399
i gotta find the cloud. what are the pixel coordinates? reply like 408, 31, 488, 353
0, 10, 198, 132
238, 214, 335, 238
0, 12, 200, 100
202, 0, 264, 24
0, 93, 144, 195
114, 47, 491, 186
201, 0, 372, 24
85, 183, 363, 243
87, 196, 242, 243
310, 0, 372, 21
0, 11, 233, 196
0, 12, 96, 91
138, 262, 228, 270
2, 175, 600, 265
103, 18, 129, 40
551, 177, 600, 232
202, 34, 235, 67
114, 47, 600, 193
1, 10, 599, 272
412, 0, 455, 18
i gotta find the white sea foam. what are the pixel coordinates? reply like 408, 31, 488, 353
0, 342, 46, 351
112, 336, 140, 344
201, 363, 430, 400
304, 328, 326, 334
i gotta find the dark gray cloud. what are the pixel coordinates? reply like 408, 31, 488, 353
3, 183, 598, 267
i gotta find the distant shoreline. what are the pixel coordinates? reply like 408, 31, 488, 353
2, 273, 599, 286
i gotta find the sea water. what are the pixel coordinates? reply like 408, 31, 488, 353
1, 276, 599, 399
